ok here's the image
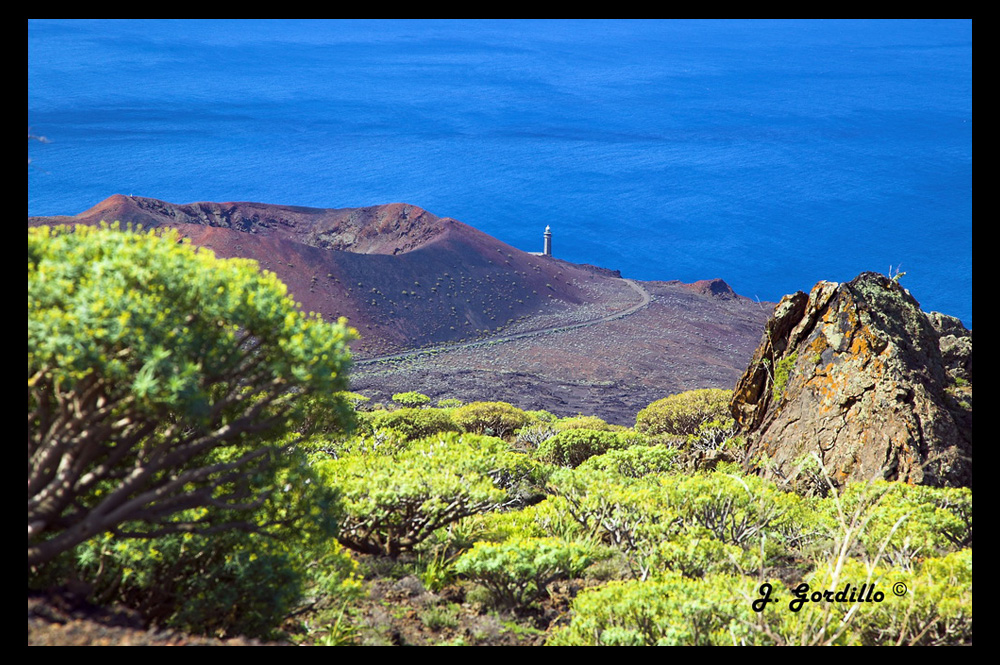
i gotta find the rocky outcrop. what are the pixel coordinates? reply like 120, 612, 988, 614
731, 272, 972, 490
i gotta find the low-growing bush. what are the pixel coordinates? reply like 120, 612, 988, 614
392, 391, 431, 408
647, 527, 753, 578
686, 418, 739, 453
455, 537, 593, 609
357, 407, 459, 441
451, 401, 531, 439
534, 429, 645, 468
578, 445, 680, 478
544, 468, 680, 579
460, 505, 554, 544
324, 428, 411, 459
316, 433, 540, 557
664, 472, 806, 550
525, 409, 558, 423
340, 391, 372, 411
553, 415, 620, 431
68, 452, 356, 639
76, 527, 305, 638
868, 549, 971, 645
635, 389, 733, 438
546, 573, 765, 646
545, 467, 810, 579
764, 550, 973, 646
819, 481, 972, 569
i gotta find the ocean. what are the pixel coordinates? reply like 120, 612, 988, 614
28, 19, 972, 326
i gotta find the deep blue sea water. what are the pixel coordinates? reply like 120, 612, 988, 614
28, 19, 972, 326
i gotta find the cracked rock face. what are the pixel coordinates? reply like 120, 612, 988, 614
731, 272, 972, 490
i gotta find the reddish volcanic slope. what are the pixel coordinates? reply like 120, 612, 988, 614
30, 196, 623, 355
30, 195, 773, 421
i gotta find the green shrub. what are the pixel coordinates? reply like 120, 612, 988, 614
324, 428, 411, 459
766, 551, 973, 646
553, 415, 620, 431
546, 468, 809, 578
317, 433, 537, 557
534, 429, 644, 468
392, 391, 431, 408
77, 528, 303, 638
635, 389, 733, 438
772, 353, 798, 401
451, 401, 530, 439
648, 527, 753, 578
455, 537, 593, 609
872, 549, 971, 645
340, 391, 372, 411
514, 423, 557, 450
547, 573, 766, 646
526, 409, 558, 423
544, 468, 680, 578
28, 223, 355, 568
463, 505, 553, 544
663, 472, 810, 553
358, 407, 459, 441
69, 449, 359, 639
685, 418, 739, 453
578, 445, 680, 478
820, 481, 972, 569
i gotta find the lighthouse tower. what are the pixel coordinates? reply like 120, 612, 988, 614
543, 225, 552, 256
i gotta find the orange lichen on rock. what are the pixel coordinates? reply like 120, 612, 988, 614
730, 272, 972, 491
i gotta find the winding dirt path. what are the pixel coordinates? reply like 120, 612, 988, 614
354, 278, 651, 366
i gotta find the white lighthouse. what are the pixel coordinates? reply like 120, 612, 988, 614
543, 225, 552, 256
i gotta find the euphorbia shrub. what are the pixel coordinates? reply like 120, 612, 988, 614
28, 223, 356, 567
455, 537, 593, 608
317, 433, 541, 557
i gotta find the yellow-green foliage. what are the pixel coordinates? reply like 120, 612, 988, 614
879, 549, 972, 645
541, 473, 972, 646
766, 551, 972, 645
526, 409, 558, 423
455, 537, 593, 608
451, 401, 531, 438
548, 548, 973, 646
357, 407, 459, 441
578, 445, 680, 478
534, 429, 645, 468
75, 526, 304, 638
772, 352, 798, 401
339, 391, 371, 411
392, 391, 431, 408
647, 526, 753, 578
553, 414, 620, 431
543, 467, 810, 580
315, 433, 541, 557
463, 505, 554, 544
635, 389, 734, 437
71, 468, 359, 640
547, 573, 766, 646
820, 481, 972, 568
543, 467, 680, 578
663, 472, 809, 550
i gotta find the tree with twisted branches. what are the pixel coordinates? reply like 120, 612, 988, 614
28, 223, 356, 567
